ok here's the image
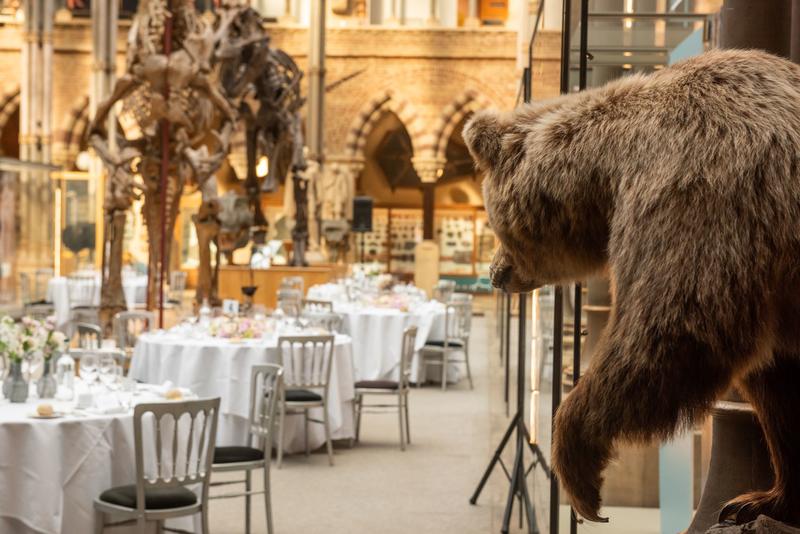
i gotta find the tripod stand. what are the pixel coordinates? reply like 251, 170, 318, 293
470, 292, 551, 534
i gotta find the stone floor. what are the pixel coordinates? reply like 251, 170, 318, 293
207, 307, 660, 534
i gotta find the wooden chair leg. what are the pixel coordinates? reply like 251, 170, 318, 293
398, 394, 406, 451
245, 469, 252, 534
323, 403, 334, 466
264, 463, 274, 534
304, 410, 310, 457
277, 401, 285, 469
94, 510, 104, 534
404, 393, 411, 445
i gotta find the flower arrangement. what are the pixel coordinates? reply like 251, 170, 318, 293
0, 316, 66, 363
207, 316, 267, 340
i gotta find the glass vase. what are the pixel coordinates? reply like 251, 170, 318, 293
36, 358, 57, 399
3, 361, 28, 403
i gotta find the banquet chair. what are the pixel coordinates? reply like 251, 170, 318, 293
19, 271, 54, 318
76, 322, 103, 349
449, 292, 473, 304
276, 289, 302, 317
67, 273, 99, 326
301, 299, 333, 313
114, 311, 155, 362
93, 398, 220, 534
354, 326, 417, 451
276, 334, 335, 467
280, 276, 304, 294
303, 311, 342, 333
421, 301, 474, 391
167, 271, 187, 310
433, 279, 456, 303
210, 364, 283, 534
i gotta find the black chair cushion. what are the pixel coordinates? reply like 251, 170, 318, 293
214, 446, 264, 464
285, 389, 322, 402
99, 484, 197, 510
355, 380, 399, 390
424, 339, 465, 348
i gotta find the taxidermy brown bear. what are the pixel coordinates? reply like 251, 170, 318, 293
464, 49, 800, 526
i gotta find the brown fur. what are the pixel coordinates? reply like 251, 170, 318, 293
463, 49, 800, 525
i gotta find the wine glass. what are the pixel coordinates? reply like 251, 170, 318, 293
80, 353, 99, 388
98, 355, 119, 391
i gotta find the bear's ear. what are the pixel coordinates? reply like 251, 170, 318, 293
463, 110, 508, 170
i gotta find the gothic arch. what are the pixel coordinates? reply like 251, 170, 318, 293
0, 87, 21, 157
343, 89, 423, 161
428, 89, 492, 162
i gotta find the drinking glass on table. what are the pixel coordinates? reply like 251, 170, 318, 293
98, 354, 121, 390
80, 353, 99, 387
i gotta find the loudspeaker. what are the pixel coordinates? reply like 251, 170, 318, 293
352, 196, 373, 233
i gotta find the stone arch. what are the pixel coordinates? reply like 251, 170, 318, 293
343, 89, 423, 161
0, 87, 21, 157
53, 95, 90, 168
428, 89, 492, 162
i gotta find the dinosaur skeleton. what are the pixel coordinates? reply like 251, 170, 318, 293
90, 0, 235, 327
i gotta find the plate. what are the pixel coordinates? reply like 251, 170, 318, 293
28, 412, 65, 419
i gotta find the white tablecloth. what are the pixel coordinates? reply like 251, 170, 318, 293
0, 392, 202, 534
47, 275, 148, 327
330, 301, 448, 381
131, 332, 356, 454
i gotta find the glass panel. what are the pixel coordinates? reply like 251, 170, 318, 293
388, 209, 422, 276
436, 210, 475, 276
0, 165, 55, 305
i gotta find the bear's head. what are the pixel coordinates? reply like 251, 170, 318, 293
463, 106, 610, 293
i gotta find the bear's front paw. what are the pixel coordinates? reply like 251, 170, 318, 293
720, 490, 800, 526
552, 395, 610, 523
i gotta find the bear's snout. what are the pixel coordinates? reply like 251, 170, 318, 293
490, 262, 512, 290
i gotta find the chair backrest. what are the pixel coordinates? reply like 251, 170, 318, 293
277, 289, 302, 317
133, 398, 220, 517
302, 299, 333, 313
19, 273, 33, 304
67, 274, 97, 308
449, 292, 473, 304
169, 271, 187, 304
434, 279, 456, 303
114, 310, 155, 350
247, 364, 283, 451
34, 269, 53, 300
302, 310, 342, 333
76, 322, 102, 349
444, 301, 472, 341
276, 335, 335, 393
281, 276, 304, 293
399, 326, 418, 389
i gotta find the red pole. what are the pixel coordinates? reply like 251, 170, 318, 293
158, 1, 173, 329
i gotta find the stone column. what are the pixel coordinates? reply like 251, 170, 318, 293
18, 0, 55, 272
307, 0, 325, 164
426, 0, 439, 26
464, 0, 480, 27
412, 156, 444, 297
279, 0, 297, 24
385, 0, 401, 25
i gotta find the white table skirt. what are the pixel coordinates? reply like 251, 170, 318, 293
0, 399, 203, 534
131, 332, 356, 454
47, 275, 148, 328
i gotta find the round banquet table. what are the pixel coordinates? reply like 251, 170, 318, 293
47, 274, 148, 328
131, 331, 356, 454
331, 301, 452, 381
306, 284, 460, 383
0, 394, 198, 534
